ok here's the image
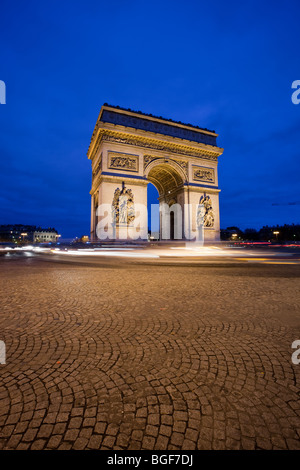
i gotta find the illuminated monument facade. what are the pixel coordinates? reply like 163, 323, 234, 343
87, 104, 223, 241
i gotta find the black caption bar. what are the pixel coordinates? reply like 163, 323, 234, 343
1, 450, 295, 467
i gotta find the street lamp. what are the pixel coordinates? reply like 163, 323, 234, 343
273, 231, 279, 240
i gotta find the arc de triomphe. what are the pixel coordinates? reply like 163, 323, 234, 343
87, 104, 223, 242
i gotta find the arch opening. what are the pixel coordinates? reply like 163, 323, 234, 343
147, 182, 159, 239
146, 162, 185, 241
147, 163, 184, 197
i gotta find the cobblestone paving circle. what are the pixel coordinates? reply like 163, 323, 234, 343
0, 256, 300, 450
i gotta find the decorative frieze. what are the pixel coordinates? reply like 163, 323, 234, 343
102, 133, 219, 161
108, 152, 139, 172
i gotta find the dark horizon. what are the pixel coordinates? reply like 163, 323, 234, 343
1, 1, 300, 238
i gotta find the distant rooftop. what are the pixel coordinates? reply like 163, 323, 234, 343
0, 224, 57, 233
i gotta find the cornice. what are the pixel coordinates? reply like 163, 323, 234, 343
90, 173, 148, 194
184, 184, 221, 194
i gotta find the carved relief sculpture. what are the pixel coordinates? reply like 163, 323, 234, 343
112, 183, 135, 225
196, 204, 206, 227
199, 195, 214, 227
144, 155, 157, 171
174, 160, 188, 178
108, 152, 139, 172
193, 166, 215, 183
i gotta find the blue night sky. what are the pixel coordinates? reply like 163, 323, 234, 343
1, 0, 299, 238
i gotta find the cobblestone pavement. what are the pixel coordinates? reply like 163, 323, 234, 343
0, 254, 300, 450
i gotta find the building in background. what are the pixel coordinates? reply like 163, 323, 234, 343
33, 229, 59, 243
0, 224, 36, 243
0, 225, 59, 243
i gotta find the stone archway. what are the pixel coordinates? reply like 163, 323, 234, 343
88, 104, 223, 242
145, 159, 186, 240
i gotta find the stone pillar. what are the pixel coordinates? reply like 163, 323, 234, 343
90, 194, 95, 240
